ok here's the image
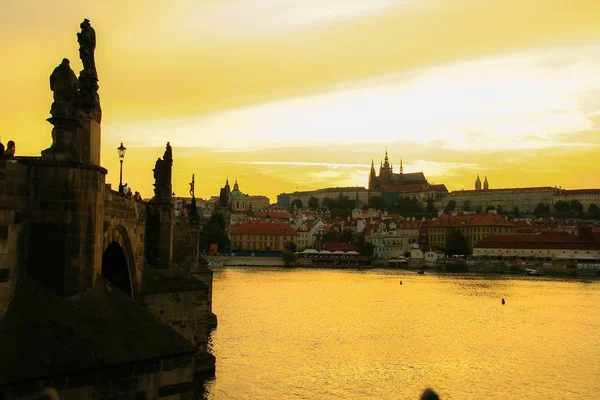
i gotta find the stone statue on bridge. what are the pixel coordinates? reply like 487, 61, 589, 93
77, 18, 96, 76
76, 18, 102, 123
152, 142, 173, 202
188, 174, 199, 217
49, 59, 79, 118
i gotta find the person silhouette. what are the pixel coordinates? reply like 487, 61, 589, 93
420, 388, 440, 400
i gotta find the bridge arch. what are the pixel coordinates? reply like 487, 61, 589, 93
101, 225, 139, 299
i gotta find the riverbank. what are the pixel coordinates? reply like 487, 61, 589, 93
205, 256, 600, 278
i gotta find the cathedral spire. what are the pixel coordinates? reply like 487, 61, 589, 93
400, 158, 403, 174
475, 175, 482, 190
483, 175, 489, 190
383, 148, 389, 168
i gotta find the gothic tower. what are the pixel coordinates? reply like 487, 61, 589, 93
483, 176, 489, 190
475, 175, 482, 190
369, 159, 377, 190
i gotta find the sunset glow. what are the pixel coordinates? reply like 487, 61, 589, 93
2, 0, 600, 200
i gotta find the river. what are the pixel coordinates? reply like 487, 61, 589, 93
202, 268, 600, 399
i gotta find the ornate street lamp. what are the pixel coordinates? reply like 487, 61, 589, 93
117, 142, 127, 193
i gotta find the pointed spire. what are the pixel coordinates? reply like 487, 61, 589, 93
400, 158, 403, 174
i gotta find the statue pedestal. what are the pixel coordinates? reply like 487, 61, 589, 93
78, 118, 101, 165
41, 117, 81, 162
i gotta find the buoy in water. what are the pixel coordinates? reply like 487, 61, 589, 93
501, 298, 505, 305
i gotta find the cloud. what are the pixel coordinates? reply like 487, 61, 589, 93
168, 0, 413, 38
106, 42, 600, 155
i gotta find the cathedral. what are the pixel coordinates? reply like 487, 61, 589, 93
368, 150, 429, 191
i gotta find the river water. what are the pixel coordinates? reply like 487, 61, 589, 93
202, 268, 600, 400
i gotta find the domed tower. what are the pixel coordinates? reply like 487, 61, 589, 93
483, 176, 489, 190
475, 175, 482, 190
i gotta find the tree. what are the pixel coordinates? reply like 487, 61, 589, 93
570, 200, 583, 213
444, 200, 456, 214
359, 241, 375, 258
496, 205, 504, 214
589, 203, 600, 218
322, 197, 338, 211
199, 213, 230, 251
475, 205, 483, 214
534, 203, 550, 218
513, 206, 521, 217
282, 251, 296, 267
425, 197, 438, 215
485, 205, 495, 213
462, 200, 472, 212
554, 201, 571, 213
308, 196, 319, 211
369, 196, 385, 211
285, 241, 297, 252
322, 230, 340, 243
291, 199, 303, 209
445, 229, 470, 256
339, 229, 354, 243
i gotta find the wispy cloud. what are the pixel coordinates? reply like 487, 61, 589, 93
167, 0, 414, 38
106, 42, 600, 154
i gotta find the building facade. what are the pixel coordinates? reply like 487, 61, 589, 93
473, 226, 600, 261
229, 222, 298, 252
218, 178, 270, 212
429, 213, 516, 252
446, 185, 557, 213
277, 187, 369, 209
554, 189, 600, 211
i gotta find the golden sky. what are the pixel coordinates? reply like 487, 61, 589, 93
2, 0, 600, 201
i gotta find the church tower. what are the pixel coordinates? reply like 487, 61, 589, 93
369, 159, 377, 190
475, 175, 482, 190
483, 176, 489, 190
400, 158, 403, 174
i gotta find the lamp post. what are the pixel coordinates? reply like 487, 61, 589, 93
117, 142, 127, 193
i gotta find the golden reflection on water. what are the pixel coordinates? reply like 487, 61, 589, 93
204, 268, 600, 400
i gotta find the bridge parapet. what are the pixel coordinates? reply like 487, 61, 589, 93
0, 160, 30, 318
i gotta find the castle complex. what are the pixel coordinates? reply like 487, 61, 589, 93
368, 150, 428, 191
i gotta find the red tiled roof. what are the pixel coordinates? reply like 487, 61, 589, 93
230, 222, 298, 236
474, 231, 600, 250
429, 184, 448, 191
254, 211, 291, 219
323, 242, 359, 252
396, 220, 423, 229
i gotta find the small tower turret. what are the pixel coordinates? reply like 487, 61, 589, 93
369, 158, 377, 190
400, 158, 403, 174
483, 176, 489, 190
475, 175, 482, 190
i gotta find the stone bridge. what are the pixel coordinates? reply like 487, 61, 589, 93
0, 159, 147, 305
0, 19, 216, 400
